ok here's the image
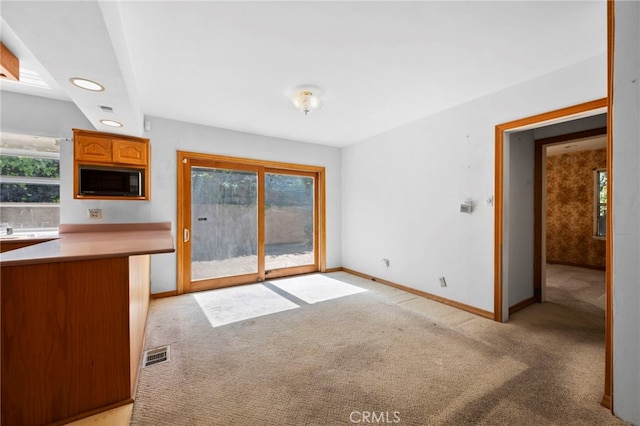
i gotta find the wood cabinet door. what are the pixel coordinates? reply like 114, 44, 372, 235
75, 136, 112, 162
112, 139, 148, 165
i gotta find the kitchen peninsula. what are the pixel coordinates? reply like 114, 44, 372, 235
0, 222, 174, 425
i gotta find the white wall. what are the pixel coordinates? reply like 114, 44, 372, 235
612, 0, 640, 423
342, 54, 606, 313
1, 93, 342, 294
0, 91, 91, 138
505, 130, 535, 309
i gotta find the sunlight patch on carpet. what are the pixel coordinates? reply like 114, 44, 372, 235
193, 284, 299, 327
270, 274, 367, 304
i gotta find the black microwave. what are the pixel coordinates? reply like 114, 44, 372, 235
79, 166, 144, 197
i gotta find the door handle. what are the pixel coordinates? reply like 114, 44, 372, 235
183, 228, 190, 243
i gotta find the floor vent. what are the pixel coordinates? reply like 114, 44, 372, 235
143, 345, 170, 367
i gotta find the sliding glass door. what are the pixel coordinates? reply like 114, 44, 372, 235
191, 166, 259, 285
178, 153, 323, 293
264, 171, 316, 279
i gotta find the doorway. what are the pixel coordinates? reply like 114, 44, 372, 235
534, 126, 607, 305
177, 151, 326, 293
493, 98, 607, 320
493, 97, 611, 407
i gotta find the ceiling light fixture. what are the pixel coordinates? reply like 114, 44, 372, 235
291, 86, 322, 115
100, 119, 122, 128
69, 77, 104, 91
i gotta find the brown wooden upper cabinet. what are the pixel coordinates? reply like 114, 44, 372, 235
112, 139, 148, 165
75, 134, 113, 162
73, 128, 150, 200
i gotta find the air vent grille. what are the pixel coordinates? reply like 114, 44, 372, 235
143, 345, 170, 367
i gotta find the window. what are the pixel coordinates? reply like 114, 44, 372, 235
594, 168, 607, 238
0, 133, 60, 236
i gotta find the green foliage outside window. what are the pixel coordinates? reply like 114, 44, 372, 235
0, 156, 60, 203
598, 171, 607, 205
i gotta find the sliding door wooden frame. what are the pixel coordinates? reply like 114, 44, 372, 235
177, 150, 326, 294
186, 159, 262, 293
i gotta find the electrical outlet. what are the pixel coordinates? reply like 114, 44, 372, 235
381, 258, 390, 267
87, 208, 102, 219
439, 277, 447, 287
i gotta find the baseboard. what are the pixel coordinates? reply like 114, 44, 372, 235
339, 267, 494, 320
600, 393, 612, 409
51, 398, 134, 426
151, 290, 178, 299
509, 296, 537, 315
325, 267, 343, 273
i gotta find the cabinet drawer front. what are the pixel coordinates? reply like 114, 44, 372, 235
112, 140, 148, 165
75, 136, 112, 162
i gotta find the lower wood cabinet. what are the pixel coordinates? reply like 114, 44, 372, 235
1, 254, 150, 425
0, 239, 52, 253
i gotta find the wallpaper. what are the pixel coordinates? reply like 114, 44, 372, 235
546, 148, 606, 269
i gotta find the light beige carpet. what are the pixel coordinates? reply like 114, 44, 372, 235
131, 267, 625, 425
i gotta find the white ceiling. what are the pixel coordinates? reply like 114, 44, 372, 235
0, 1, 606, 147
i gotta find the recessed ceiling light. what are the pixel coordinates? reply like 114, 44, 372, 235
69, 77, 104, 91
100, 119, 122, 128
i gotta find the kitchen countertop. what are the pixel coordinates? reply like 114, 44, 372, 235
0, 222, 175, 267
